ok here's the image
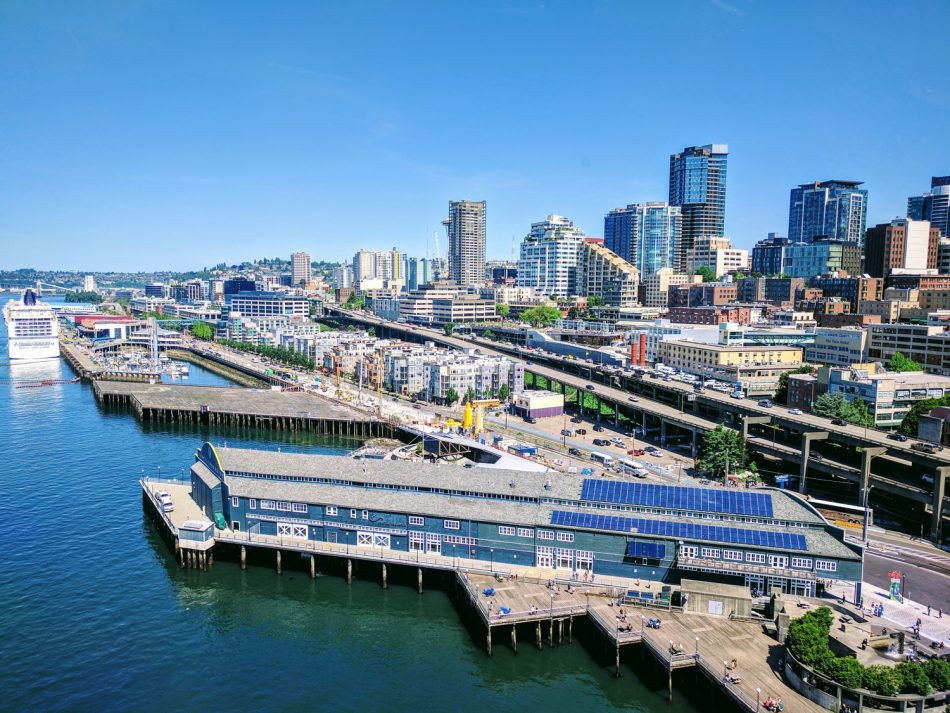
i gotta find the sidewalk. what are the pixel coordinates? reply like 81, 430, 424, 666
825, 580, 950, 647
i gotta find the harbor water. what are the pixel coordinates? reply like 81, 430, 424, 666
0, 305, 702, 713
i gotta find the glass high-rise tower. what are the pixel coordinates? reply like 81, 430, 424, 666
604, 202, 681, 276
443, 200, 486, 286
787, 180, 868, 244
908, 176, 950, 238
668, 144, 728, 272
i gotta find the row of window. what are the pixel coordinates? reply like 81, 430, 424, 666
497, 526, 574, 542
698, 547, 836, 571
234, 497, 309, 514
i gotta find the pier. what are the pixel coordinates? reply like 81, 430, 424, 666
142, 476, 826, 713
100, 381, 392, 436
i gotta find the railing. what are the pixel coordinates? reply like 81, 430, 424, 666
139, 479, 179, 535
677, 555, 818, 581
457, 570, 588, 624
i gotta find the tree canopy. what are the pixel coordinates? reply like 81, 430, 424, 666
519, 305, 562, 328
190, 321, 214, 340
443, 322, 455, 336
496, 304, 510, 317
699, 426, 747, 479
498, 383, 510, 402
887, 351, 923, 372
812, 392, 874, 427
694, 266, 717, 283
444, 387, 459, 405
900, 395, 950, 435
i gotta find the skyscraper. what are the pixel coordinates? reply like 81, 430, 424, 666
787, 180, 868, 244
291, 252, 312, 286
516, 215, 586, 297
864, 219, 940, 278
443, 200, 486, 285
407, 257, 431, 291
668, 144, 728, 271
604, 202, 681, 276
908, 176, 950, 237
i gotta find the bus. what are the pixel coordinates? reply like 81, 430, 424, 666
590, 452, 614, 467
619, 458, 648, 478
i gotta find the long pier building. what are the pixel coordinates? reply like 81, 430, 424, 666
186, 443, 862, 597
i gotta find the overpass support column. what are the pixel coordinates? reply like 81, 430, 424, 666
742, 415, 771, 443
860, 447, 886, 543
798, 432, 829, 494
932, 467, 950, 542
660, 420, 667, 447
691, 429, 698, 458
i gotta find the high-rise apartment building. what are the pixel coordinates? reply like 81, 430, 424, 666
908, 176, 950, 237
353, 250, 376, 286
668, 144, 728, 271
578, 240, 640, 308
751, 233, 793, 276
407, 257, 431, 291
517, 215, 586, 298
783, 240, 862, 278
604, 202, 681, 276
291, 251, 312, 286
352, 248, 404, 288
82, 275, 97, 292
443, 200, 486, 285
787, 180, 868, 244
332, 262, 354, 289
686, 236, 748, 277
864, 218, 940, 278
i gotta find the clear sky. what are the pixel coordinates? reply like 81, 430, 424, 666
2, 0, 949, 272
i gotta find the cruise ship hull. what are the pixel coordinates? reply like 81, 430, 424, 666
8, 338, 60, 361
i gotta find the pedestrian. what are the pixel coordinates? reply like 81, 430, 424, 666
940, 609, 943, 619
928, 606, 932, 617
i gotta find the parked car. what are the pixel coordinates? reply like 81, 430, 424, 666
888, 432, 908, 442
593, 438, 611, 446
628, 396, 640, 402
575, 428, 587, 435
568, 447, 583, 457
831, 418, 847, 426
570, 417, 582, 424
758, 400, 774, 408
593, 425, 605, 432
524, 416, 537, 424
157, 491, 174, 513
788, 408, 803, 415
585, 384, 595, 391
560, 428, 574, 436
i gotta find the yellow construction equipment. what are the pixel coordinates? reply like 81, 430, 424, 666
473, 405, 484, 438
463, 401, 473, 430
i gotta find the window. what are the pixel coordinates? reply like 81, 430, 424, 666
556, 532, 574, 543
292, 503, 308, 514
815, 560, 837, 572
231, 496, 239, 507
723, 550, 742, 561
350, 509, 357, 519
791, 557, 812, 570
326, 506, 338, 516
408, 516, 424, 526
249, 499, 256, 510
498, 526, 515, 536
517, 528, 534, 538
260, 500, 275, 511
701, 547, 721, 559
680, 545, 697, 559
746, 552, 766, 564
538, 530, 554, 540
361, 510, 369, 520
277, 501, 292, 512
444, 519, 460, 530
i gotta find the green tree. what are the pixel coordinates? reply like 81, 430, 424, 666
785, 607, 834, 668
896, 662, 932, 695
694, 266, 717, 282
773, 365, 815, 405
498, 383, 510, 402
443, 322, 455, 336
586, 295, 604, 307
567, 306, 581, 319
900, 395, 949, 435
191, 321, 214, 340
699, 425, 747, 479
65, 291, 103, 304
496, 304, 510, 317
888, 351, 923, 373
813, 392, 849, 419
734, 271, 747, 280
483, 330, 495, 340
924, 658, 950, 691
519, 305, 562, 328
843, 398, 874, 428
444, 387, 459, 405
464, 386, 476, 403
862, 665, 901, 697
826, 656, 865, 689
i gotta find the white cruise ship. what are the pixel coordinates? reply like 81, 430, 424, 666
3, 289, 60, 361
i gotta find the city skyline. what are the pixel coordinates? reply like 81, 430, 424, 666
2, 1, 949, 271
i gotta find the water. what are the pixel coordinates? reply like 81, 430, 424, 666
0, 304, 702, 713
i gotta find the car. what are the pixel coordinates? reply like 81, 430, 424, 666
157, 491, 174, 513
628, 396, 640, 402
392, 396, 399, 402
888, 432, 908, 442
649, 450, 662, 457
758, 400, 774, 408
593, 424, 604, 432
912, 442, 941, 454
593, 438, 611, 446
570, 417, 582, 423
524, 416, 537, 424
585, 384, 595, 391
568, 447, 582, 457
629, 449, 645, 456
831, 418, 847, 426
413, 403, 422, 410
575, 428, 587, 435
788, 408, 803, 415
811, 453, 823, 461
730, 391, 744, 399
560, 428, 574, 436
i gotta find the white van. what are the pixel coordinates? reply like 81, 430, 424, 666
157, 491, 174, 513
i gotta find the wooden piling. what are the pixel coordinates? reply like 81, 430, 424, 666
615, 643, 621, 678
511, 625, 518, 654
276, 549, 282, 575
382, 563, 388, 589
240, 545, 246, 570
536, 621, 542, 651
548, 618, 554, 648
309, 554, 316, 578
417, 567, 423, 594
486, 627, 492, 656
347, 559, 352, 584
568, 615, 573, 643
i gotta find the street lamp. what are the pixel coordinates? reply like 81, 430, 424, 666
756, 688, 761, 709
490, 548, 494, 573
723, 660, 728, 680
694, 637, 699, 657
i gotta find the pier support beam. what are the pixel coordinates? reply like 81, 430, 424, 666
179, 548, 185, 568
615, 643, 621, 678
668, 669, 673, 702
548, 618, 554, 648
276, 549, 282, 575
417, 567, 423, 594
742, 415, 771, 443
208, 549, 214, 568
309, 555, 315, 578
382, 563, 388, 589
557, 619, 563, 645
536, 621, 542, 651
347, 559, 353, 584
240, 546, 246, 570
511, 625, 518, 654
486, 627, 492, 656
568, 615, 573, 644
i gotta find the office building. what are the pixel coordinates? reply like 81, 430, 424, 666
224, 291, 309, 319
808, 274, 883, 313
787, 180, 868, 244
604, 202, 681, 275
864, 219, 940, 278
641, 269, 700, 309
291, 251, 312, 286
826, 366, 950, 428
751, 234, 793, 276
407, 257, 431, 291
784, 240, 861, 279
579, 240, 640, 309
517, 215, 587, 298
223, 278, 256, 296
668, 144, 729, 271
332, 262, 354, 290
803, 328, 869, 367
668, 282, 738, 309
908, 176, 950, 237
656, 340, 804, 396
686, 236, 748, 277
444, 200, 486, 286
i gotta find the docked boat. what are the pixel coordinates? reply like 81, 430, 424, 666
3, 289, 60, 361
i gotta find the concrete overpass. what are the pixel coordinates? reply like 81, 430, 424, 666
323, 305, 950, 539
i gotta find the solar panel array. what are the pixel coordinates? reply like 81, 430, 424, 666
628, 542, 666, 559
551, 510, 807, 551
580, 479, 774, 518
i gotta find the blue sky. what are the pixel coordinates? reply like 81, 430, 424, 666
2, 0, 949, 272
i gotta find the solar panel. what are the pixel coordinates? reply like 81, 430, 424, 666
551, 510, 807, 551
580, 479, 774, 518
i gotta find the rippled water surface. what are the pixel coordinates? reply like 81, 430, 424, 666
0, 302, 702, 713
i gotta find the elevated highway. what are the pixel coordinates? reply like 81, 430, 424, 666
324, 305, 950, 539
